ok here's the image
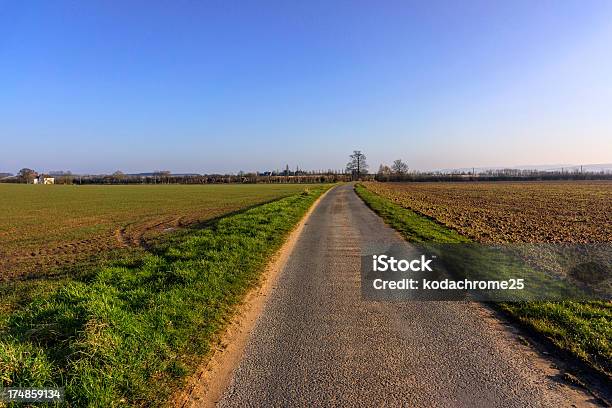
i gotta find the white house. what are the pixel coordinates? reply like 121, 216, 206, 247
35, 175, 55, 184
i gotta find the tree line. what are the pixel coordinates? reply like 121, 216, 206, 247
4, 154, 610, 185
0, 168, 352, 184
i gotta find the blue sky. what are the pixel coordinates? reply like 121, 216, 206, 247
1, 1, 611, 174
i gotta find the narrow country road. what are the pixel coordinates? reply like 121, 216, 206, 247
217, 184, 599, 407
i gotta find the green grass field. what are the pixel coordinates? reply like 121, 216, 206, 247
0, 184, 315, 281
355, 184, 611, 379
0, 184, 330, 406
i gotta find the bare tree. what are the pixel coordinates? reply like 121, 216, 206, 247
377, 164, 391, 175
346, 151, 368, 180
391, 159, 409, 175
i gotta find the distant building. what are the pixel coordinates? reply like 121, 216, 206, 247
34, 175, 55, 184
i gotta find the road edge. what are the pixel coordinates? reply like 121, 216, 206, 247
170, 185, 335, 408
353, 182, 611, 406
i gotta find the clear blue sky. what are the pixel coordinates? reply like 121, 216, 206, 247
1, 1, 611, 174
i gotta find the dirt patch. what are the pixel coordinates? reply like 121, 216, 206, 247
114, 217, 184, 248
2, 216, 193, 281
0, 237, 118, 281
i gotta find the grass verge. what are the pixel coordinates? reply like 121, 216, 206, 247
355, 183, 611, 379
0, 185, 329, 407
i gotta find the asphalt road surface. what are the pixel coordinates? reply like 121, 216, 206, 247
218, 184, 599, 407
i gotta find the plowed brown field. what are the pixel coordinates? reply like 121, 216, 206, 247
362, 181, 611, 243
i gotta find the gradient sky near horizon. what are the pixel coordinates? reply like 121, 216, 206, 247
1, 1, 612, 174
